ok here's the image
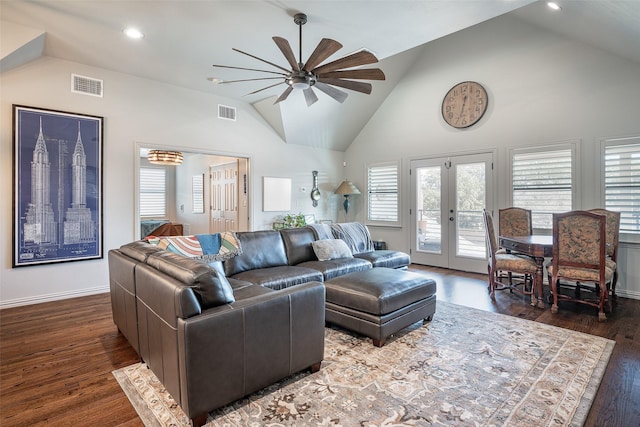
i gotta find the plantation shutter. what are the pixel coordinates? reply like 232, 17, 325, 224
512, 149, 573, 229
367, 162, 399, 223
140, 167, 166, 217
604, 142, 640, 234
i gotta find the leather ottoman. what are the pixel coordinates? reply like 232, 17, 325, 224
324, 267, 437, 346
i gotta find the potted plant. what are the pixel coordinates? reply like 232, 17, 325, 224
282, 213, 307, 229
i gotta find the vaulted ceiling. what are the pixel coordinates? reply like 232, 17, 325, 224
2, 1, 639, 151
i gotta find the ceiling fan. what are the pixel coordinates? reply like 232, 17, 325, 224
212, 13, 386, 107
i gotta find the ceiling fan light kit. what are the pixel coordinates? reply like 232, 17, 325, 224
212, 12, 385, 106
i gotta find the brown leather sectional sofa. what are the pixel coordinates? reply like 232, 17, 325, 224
108, 223, 410, 426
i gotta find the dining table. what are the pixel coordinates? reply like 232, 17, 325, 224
498, 235, 553, 308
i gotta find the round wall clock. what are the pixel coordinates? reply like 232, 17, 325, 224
442, 81, 488, 128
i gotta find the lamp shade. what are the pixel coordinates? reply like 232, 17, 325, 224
148, 150, 183, 165
334, 180, 361, 195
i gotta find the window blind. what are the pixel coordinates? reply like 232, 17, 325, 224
140, 167, 166, 217
604, 142, 640, 234
367, 163, 399, 223
512, 149, 573, 229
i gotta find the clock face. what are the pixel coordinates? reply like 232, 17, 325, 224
442, 81, 488, 128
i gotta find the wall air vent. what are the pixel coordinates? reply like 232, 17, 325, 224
218, 104, 236, 121
71, 74, 103, 97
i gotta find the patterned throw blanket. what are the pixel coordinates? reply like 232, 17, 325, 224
146, 231, 242, 262
330, 222, 375, 255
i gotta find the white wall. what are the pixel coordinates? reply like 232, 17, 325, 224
0, 56, 345, 307
345, 15, 640, 299
2, 13, 639, 307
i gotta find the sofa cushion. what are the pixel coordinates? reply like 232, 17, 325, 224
298, 258, 372, 281
312, 239, 353, 261
280, 227, 317, 265
230, 282, 273, 300
354, 250, 411, 269
146, 251, 235, 309
119, 240, 163, 262
224, 230, 288, 276
230, 265, 324, 290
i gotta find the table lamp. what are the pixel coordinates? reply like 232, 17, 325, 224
334, 180, 361, 219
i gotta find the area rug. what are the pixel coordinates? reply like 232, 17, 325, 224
113, 301, 614, 427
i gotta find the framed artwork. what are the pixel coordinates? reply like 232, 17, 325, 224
263, 176, 292, 212
12, 105, 104, 267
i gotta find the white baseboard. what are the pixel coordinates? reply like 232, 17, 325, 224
0, 286, 109, 309
615, 288, 640, 300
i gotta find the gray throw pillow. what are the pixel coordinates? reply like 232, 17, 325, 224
311, 239, 353, 261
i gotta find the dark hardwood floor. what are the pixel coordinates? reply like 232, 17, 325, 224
1, 265, 638, 426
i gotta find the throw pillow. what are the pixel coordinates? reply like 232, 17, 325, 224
312, 239, 353, 261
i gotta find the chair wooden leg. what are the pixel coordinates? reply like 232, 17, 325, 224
489, 266, 496, 301
598, 283, 609, 322
550, 276, 559, 314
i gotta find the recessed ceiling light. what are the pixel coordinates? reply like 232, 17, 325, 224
124, 27, 144, 39
547, 2, 561, 11
207, 77, 224, 84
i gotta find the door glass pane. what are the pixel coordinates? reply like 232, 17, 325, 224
456, 162, 485, 258
417, 166, 441, 253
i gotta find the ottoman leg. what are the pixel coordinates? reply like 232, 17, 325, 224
372, 337, 386, 347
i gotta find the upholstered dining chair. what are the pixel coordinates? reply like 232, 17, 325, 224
588, 208, 621, 296
499, 207, 532, 238
547, 210, 614, 321
483, 209, 538, 303
498, 207, 533, 285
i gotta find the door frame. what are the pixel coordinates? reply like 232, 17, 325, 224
408, 149, 496, 273
134, 142, 252, 239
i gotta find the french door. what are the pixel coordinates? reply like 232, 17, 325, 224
410, 152, 493, 273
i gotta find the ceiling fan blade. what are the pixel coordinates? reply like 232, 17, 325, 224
317, 78, 372, 94
218, 77, 284, 84
245, 81, 286, 95
312, 50, 379, 74
303, 38, 343, 71
317, 68, 385, 81
232, 47, 290, 73
273, 37, 299, 71
303, 87, 318, 107
314, 81, 348, 103
212, 64, 287, 76
274, 86, 294, 104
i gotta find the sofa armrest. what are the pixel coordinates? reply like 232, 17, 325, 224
176, 281, 325, 419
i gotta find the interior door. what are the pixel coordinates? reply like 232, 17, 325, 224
210, 161, 238, 232
410, 152, 493, 273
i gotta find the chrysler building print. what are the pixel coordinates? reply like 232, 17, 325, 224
23, 118, 57, 245
15, 106, 102, 267
64, 122, 96, 244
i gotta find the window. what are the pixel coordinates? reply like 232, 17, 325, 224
603, 138, 640, 236
139, 167, 166, 217
192, 174, 204, 214
510, 145, 576, 230
367, 161, 399, 225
